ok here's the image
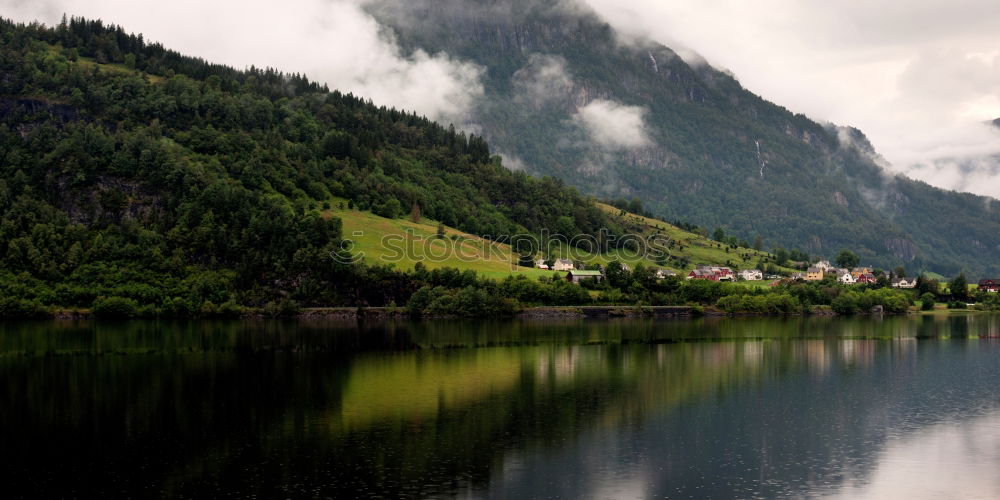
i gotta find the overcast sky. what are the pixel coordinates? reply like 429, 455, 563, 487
3, 0, 999, 196
584, 0, 1000, 196
1, 0, 485, 126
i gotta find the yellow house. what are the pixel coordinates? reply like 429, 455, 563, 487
805, 267, 825, 281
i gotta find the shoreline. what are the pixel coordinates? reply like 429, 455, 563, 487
31, 305, 960, 321
52, 305, 697, 320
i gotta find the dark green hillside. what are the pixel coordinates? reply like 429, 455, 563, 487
0, 17, 622, 313
367, 0, 1000, 277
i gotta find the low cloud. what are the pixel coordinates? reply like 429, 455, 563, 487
497, 151, 530, 172
904, 157, 1000, 195
581, 0, 1000, 197
511, 54, 574, 108
572, 99, 651, 150
0, 0, 484, 126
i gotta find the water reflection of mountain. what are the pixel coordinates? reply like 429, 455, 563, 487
828, 410, 1000, 499
480, 336, 1000, 498
0, 316, 998, 497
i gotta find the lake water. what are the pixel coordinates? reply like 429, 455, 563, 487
2, 315, 1000, 498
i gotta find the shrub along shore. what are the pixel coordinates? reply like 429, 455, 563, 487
5, 262, 996, 320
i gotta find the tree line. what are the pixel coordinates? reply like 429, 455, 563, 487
0, 17, 629, 316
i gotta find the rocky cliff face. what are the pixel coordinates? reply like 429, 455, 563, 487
0, 98, 166, 226
0, 97, 80, 135
367, 0, 1000, 277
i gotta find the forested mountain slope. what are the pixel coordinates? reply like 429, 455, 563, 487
366, 0, 1000, 277
0, 17, 627, 310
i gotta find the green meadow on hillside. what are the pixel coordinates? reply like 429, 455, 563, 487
321, 200, 790, 281
321, 201, 555, 280
44, 42, 166, 83
592, 203, 795, 275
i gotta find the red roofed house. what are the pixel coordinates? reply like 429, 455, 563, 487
856, 273, 877, 284
714, 267, 735, 281
980, 279, 1000, 293
687, 269, 718, 281
688, 266, 735, 281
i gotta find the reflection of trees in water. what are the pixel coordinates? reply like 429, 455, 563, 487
0, 319, 400, 497
0, 315, 998, 497
0, 318, 421, 355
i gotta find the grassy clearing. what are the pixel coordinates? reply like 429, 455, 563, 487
320, 200, 556, 280
593, 203, 798, 274
318, 200, 797, 280
77, 57, 166, 84
45, 43, 165, 84
923, 271, 947, 281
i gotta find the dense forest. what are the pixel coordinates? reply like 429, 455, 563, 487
366, 0, 1000, 277
1, 17, 992, 320
0, 17, 626, 315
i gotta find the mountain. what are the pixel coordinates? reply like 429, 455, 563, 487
0, 17, 635, 311
1, 16, 805, 318
365, 0, 1000, 278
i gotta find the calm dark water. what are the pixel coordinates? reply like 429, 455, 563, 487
2, 315, 1000, 498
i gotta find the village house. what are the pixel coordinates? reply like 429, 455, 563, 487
739, 269, 763, 281
814, 260, 834, 271
980, 279, 1000, 293
687, 268, 718, 281
791, 272, 806, 280
711, 266, 735, 281
891, 277, 917, 289
552, 258, 575, 271
856, 273, 877, 284
805, 267, 825, 281
653, 268, 677, 279
566, 269, 603, 284
535, 258, 550, 270
838, 272, 856, 285
686, 266, 735, 281
851, 267, 873, 279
